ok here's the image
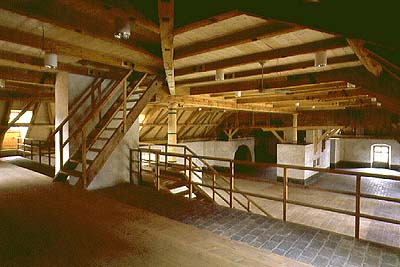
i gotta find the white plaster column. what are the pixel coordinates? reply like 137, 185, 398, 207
55, 72, 69, 172
167, 102, 177, 162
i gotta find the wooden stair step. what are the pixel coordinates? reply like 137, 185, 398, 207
69, 158, 93, 165
165, 180, 188, 189
60, 169, 82, 177
89, 148, 102, 152
175, 189, 189, 196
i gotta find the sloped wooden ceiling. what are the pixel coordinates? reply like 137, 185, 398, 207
0, 1, 399, 143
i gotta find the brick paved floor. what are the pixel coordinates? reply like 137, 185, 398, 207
99, 185, 400, 267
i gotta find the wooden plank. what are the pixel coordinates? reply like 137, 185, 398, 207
175, 37, 348, 76
174, 10, 242, 35
347, 39, 382, 77
189, 66, 360, 95
176, 54, 358, 84
175, 22, 302, 59
0, 25, 158, 74
270, 130, 285, 143
158, 0, 175, 95
167, 95, 293, 114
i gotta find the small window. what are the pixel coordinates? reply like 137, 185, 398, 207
371, 144, 390, 168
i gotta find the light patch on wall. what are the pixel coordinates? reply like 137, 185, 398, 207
139, 114, 145, 131
8, 110, 33, 139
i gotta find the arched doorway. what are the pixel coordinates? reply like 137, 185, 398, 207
371, 144, 391, 168
234, 145, 253, 174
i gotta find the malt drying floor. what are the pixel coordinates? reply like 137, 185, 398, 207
0, 161, 307, 267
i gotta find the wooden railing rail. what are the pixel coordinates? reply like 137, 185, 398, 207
131, 146, 400, 242
16, 137, 54, 166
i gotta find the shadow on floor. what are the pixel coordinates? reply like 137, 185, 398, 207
0, 156, 55, 177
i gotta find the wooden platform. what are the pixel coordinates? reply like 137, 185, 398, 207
0, 160, 309, 267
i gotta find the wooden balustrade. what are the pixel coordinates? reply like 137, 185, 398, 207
130, 145, 400, 241
16, 137, 55, 167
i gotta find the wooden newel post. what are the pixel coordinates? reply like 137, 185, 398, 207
138, 150, 143, 185
230, 160, 234, 208
59, 129, 63, 170
39, 141, 42, 164
355, 175, 361, 239
188, 156, 193, 200
247, 200, 251, 212
212, 173, 216, 201
156, 152, 160, 191
48, 142, 51, 166
81, 126, 87, 188
283, 167, 288, 221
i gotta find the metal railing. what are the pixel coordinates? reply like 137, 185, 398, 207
130, 144, 400, 242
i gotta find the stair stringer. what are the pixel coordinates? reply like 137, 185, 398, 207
85, 77, 163, 186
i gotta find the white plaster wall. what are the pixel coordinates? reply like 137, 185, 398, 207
183, 138, 255, 167
277, 144, 306, 179
339, 138, 400, 166
87, 119, 139, 190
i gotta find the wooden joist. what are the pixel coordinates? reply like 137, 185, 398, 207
158, 0, 175, 95
175, 37, 348, 76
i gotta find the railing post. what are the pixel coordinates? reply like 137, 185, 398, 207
247, 200, 251, 212
188, 156, 193, 200
139, 150, 142, 185
184, 147, 187, 175
122, 79, 127, 133
212, 173, 216, 201
30, 140, 33, 160
156, 152, 160, 191
48, 142, 51, 166
148, 144, 151, 167
355, 175, 361, 239
59, 128, 63, 169
39, 141, 42, 164
81, 126, 87, 188
165, 143, 168, 170
129, 150, 133, 184
23, 139, 26, 157
230, 160, 234, 208
283, 167, 288, 221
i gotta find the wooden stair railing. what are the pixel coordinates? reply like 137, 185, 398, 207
55, 72, 162, 188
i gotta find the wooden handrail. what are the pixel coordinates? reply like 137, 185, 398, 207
48, 78, 103, 141
63, 70, 133, 147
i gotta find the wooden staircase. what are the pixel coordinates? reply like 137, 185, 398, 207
52, 71, 162, 188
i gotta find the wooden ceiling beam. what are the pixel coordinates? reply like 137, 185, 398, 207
176, 54, 358, 86
189, 66, 359, 95
347, 39, 382, 77
167, 95, 293, 114
0, 51, 124, 80
0, 66, 55, 86
175, 22, 303, 59
0, 25, 158, 74
174, 10, 242, 35
175, 37, 348, 76
158, 0, 175, 95
236, 87, 362, 104
0, 1, 160, 56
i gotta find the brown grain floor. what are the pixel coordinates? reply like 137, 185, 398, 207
0, 161, 308, 267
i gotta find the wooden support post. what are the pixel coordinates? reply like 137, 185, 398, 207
247, 200, 251, 212
230, 160, 234, 208
97, 83, 102, 122
148, 144, 151, 167
355, 175, 361, 239
184, 148, 187, 176
139, 151, 143, 185
212, 173, 216, 201
129, 149, 132, 184
23, 139, 26, 157
283, 167, 288, 221
167, 103, 178, 162
59, 129, 63, 170
156, 152, 160, 191
39, 141, 42, 164
313, 129, 318, 154
48, 142, 51, 166
292, 113, 298, 144
165, 143, 168, 170
123, 79, 127, 133
188, 156, 193, 200
30, 140, 33, 160
81, 126, 87, 188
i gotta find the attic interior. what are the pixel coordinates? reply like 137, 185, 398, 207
0, 1, 400, 266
